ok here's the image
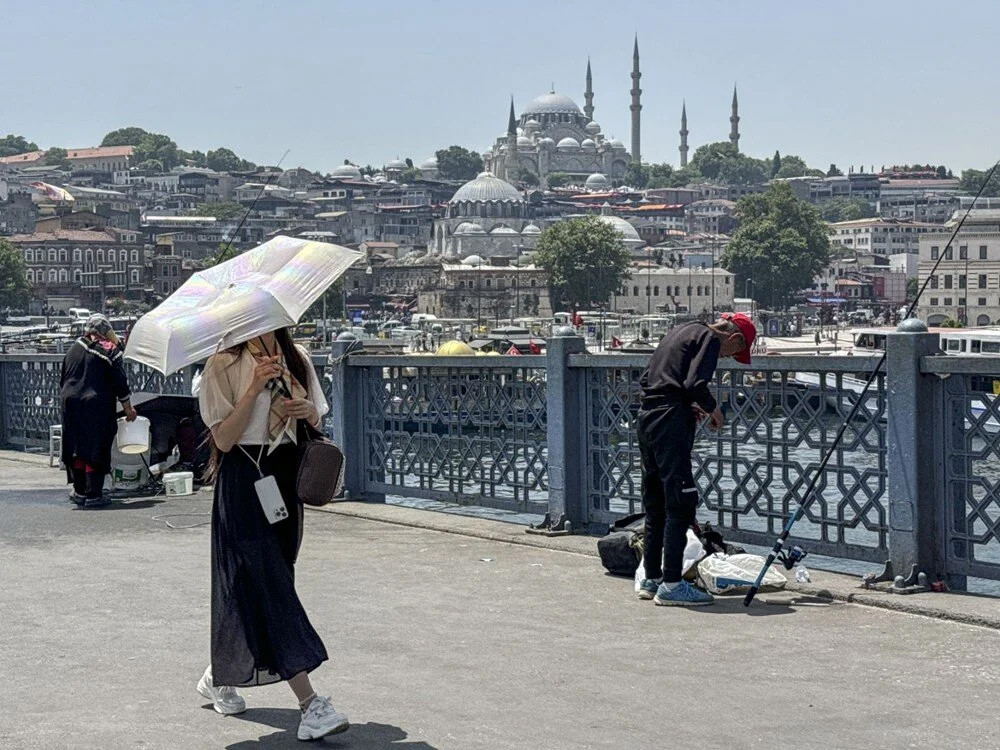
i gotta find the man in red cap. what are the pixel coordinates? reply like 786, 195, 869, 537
635, 313, 756, 606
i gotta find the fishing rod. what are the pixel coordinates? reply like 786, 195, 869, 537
743, 160, 999, 607
211, 148, 291, 266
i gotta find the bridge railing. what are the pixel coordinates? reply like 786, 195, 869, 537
5, 331, 1000, 589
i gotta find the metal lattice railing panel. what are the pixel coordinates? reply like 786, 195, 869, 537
582, 358, 888, 561
1, 357, 193, 449
356, 360, 549, 514
941, 373, 1000, 581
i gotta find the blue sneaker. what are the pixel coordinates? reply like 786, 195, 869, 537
653, 580, 714, 607
637, 578, 660, 600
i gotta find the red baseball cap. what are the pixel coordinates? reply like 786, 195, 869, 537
722, 313, 756, 364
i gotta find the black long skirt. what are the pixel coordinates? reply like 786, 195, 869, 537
211, 443, 328, 687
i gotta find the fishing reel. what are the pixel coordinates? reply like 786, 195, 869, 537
777, 545, 808, 570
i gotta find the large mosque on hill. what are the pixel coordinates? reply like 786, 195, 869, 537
484, 37, 742, 188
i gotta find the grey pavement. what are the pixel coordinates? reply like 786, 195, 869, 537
2, 451, 1000, 750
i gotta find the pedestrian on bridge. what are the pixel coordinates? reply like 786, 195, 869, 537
59, 314, 137, 508
197, 327, 350, 741
636, 314, 756, 606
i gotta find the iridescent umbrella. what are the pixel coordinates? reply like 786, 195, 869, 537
125, 235, 361, 374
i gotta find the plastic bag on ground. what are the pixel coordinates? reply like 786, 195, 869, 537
697, 553, 787, 595
634, 529, 705, 591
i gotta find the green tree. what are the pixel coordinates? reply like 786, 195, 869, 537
515, 167, 539, 187
43, 147, 69, 167
435, 146, 484, 181
400, 167, 422, 183
102, 128, 180, 169
771, 150, 782, 178
906, 277, 919, 302
939, 318, 965, 328
0, 238, 31, 309
827, 163, 843, 177
721, 182, 830, 309
0, 134, 39, 158
689, 141, 770, 185
192, 202, 245, 220
534, 215, 631, 310
101, 127, 150, 147
624, 162, 649, 188
646, 163, 675, 189
773, 154, 815, 179
959, 168, 1000, 197
136, 159, 164, 172
404, 157, 413, 169
546, 172, 573, 188
821, 197, 874, 222
936, 165, 948, 179
205, 147, 242, 172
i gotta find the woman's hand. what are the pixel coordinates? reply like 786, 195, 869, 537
282, 397, 318, 426
250, 356, 283, 395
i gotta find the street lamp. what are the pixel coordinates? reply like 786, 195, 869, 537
744, 278, 754, 318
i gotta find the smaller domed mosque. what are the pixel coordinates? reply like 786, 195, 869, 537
431, 171, 542, 259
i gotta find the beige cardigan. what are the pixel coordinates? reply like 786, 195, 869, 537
198, 345, 329, 447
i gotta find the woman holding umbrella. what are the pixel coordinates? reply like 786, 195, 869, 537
196, 327, 350, 741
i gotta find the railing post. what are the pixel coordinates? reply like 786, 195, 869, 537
545, 328, 587, 532
0, 360, 8, 447
328, 336, 382, 503
886, 319, 942, 580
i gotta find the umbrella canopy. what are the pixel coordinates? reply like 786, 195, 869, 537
125, 235, 361, 374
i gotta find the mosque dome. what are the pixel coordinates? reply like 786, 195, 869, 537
585, 173, 610, 190
580, 138, 597, 151
522, 92, 583, 116
521, 223, 541, 235
524, 119, 541, 131
556, 137, 580, 151
330, 164, 362, 179
607, 139, 626, 150
419, 156, 438, 170
585, 121, 602, 135
598, 215, 641, 242
385, 159, 407, 170
454, 221, 486, 235
435, 340, 475, 356
461, 254, 486, 266
517, 136, 534, 148
537, 137, 555, 148
449, 171, 524, 204
490, 225, 519, 235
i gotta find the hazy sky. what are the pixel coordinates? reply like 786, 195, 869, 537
4, 0, 998, 175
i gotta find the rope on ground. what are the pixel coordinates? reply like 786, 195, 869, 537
151, 513, 211, 530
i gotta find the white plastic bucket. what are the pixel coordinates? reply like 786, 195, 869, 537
116, 416, 150, 455
110, 442, 149, 490
163, 471, 194, 496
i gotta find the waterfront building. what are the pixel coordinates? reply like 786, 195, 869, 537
10, 214, 145, 312
612, 265, 734, 315
418, 258, 553, 321
829, 217, 940, 257
917, 209, 1000, 326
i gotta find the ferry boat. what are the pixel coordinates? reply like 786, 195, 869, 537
795, 326, 1000, 433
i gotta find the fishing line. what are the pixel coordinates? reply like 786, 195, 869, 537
211, 148, 291, 267
743, 160, 999, 606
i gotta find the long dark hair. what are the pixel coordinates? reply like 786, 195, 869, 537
201, 327, 309, 483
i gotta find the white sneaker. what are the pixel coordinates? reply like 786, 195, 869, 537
297, 695, 350, 741
197, 665, 247, 715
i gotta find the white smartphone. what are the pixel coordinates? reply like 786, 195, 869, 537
254, 475, 289, 525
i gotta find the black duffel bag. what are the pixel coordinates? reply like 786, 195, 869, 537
597, 512, 645, 576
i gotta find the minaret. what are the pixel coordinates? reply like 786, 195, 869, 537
584, 58, 594, 122
679, 101, 689, 168
630, 35, 642, 163
506, 96, 518, 181
729, 84, 740, 151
